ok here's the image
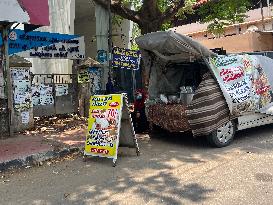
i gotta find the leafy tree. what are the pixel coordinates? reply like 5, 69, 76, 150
198, 0, 250, 36
92, 0, 252, 35
93, 0, 198, 34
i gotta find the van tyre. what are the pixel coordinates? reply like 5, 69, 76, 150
207, 121, 236, 148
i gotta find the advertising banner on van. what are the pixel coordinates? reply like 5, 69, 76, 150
3, 29, 85, 59
0, 0, 49, 26
210, 55, 273, 116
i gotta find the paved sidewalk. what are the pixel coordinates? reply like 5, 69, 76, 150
0, 127, 86, 172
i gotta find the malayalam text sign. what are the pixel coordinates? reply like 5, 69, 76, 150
112, 47, 140, 70
85, 95, 123, 159
4, 29, 85, 59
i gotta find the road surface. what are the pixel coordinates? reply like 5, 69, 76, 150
1, 124, 273, 205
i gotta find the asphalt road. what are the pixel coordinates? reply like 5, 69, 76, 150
1, 124, 273, 205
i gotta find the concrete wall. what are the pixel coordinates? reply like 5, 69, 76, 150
75, 0, 97, 59
112, 16, 133, 49
200, 32, 273, 53
29, 0, 75, 74
74, 1, 133, 59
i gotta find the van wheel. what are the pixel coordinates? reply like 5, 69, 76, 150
206, 121, 236, 148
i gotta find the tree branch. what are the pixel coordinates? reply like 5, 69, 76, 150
92, 0, 141, 24
160, 0, 186, 22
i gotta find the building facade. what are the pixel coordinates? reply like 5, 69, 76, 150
172, 7, 273, 53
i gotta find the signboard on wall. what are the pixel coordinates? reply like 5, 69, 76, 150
1, 29, 85, 59
112, 47, 141, 70
84, 94, 139, 166
0, 0, 50, 26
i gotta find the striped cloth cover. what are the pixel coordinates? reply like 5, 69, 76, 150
186, 72, 230, 136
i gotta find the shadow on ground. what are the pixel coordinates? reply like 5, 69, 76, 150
12, 123, 273, 205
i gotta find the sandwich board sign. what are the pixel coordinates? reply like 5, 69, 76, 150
84, 94, 140, 166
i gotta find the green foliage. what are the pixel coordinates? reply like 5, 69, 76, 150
131, 23, 141, 50
198, 0, 251, 36
111, 0, 251, 42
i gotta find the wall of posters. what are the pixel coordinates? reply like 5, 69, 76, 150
85, 95, 123, 159
11, 68, 32, 112
112, 47, 141, 70
210, 55, 273, 116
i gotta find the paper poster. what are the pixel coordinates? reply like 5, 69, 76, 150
0, 71, 4, 86
31, 84, 54, 106
56, 84, 68, 96
210, 55, 273, 116
85, 95, 123, 159
97, 50, 108, 64
0, 71, 4, 99
78, 71, 89, 83
21, 111, 30, 124
88, 67, 102, 94
31, 84, 40, 106
39, 84, 54, 105
40, 94, 54, 105
13, 80, 31, 93
11, 68, 31, 111
112, 47, 141, 70
0, 86, 4, 99
11, 68, 30, 80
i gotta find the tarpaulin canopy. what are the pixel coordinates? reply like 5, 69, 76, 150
0, 0, 49, 26
136, 30, 215, 62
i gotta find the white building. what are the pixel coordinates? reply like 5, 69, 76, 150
30, 0, 76, 74
28, 0, 132, 75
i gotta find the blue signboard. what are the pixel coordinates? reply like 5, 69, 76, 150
97, 50, 108, 64
112, 47, 140, 70
0, 29, 85, 59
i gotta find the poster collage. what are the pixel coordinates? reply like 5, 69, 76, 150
210, 55, 273, 116
78, 67, 102, 95
11, 68, 69, 113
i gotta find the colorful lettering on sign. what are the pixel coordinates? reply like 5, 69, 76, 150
112, 47, 140, 70
91, 148, 109, 155
220, 66, 244, 83
85, 94, 123, 159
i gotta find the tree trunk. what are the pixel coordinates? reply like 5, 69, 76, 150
138, 20, 162, 34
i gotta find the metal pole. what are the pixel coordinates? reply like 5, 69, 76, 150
2, 24, 13, 136
108, 0, 112, 78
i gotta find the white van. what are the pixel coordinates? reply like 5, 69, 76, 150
136, 31, 273, 147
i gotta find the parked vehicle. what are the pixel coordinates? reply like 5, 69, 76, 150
136, 31, 273, 147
